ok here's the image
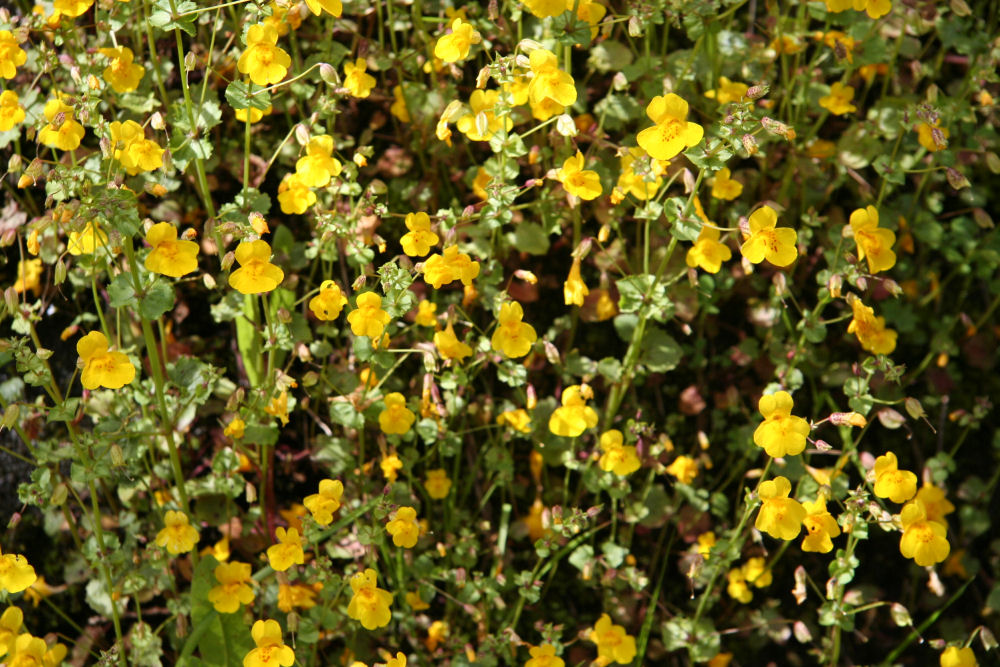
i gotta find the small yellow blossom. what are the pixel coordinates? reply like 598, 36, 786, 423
819, 81, 857, 116
229, 240, 284, 294
917, 119, 949, 152
696, 531, 716, 560
665, 455, 698, 484
741, 205, 798, 267
563, 256, 590, 306
406, 591, 430, 610
589, 613, 637, 665
939, 646, 977, 667
155, 510, 200, 554
637, 93, 704, 161
145, 222, 199, 278
914, 484, 956, 524
303, 479, 343, 525
523, 0, 566, 17
13, 259, 43, 295
434, 17, 481, 63
224, 417, 245, 440
753, 391, 810, 458
309, 280, 349, 321
238, 23, 291, 86
710, 167, 743, 200
527, 49, 577, 109
899, 500, 950, 566
755, 476, 806, 540
456, 89, 512, 141
0, 90, 25, 132
873, 452, 917, 503
347, 568, 393, 630
304, 0, 342, 16
390, 85, 411, 123
386, 506, 420, 548
99, 46, 144, 93
423, 246, 480, 289
549, 384, 599, 438
0, 30, 27, 80
686, 224, 732, 274
415, 300, 438, 327
434, 322, 473, 361
491, 301, 537, 358
497, 409, 532, 433
38, 97, 86, 151
424, 469, 452, 499
208, 561, 255, 614
381, 454, 403, 482
704, 76, 749, 105
850, 206, 896, 274
277, 173, 316, 214
847, 298, 898, 355
266, 527, 305, 571
801, 497, 841, 553
379, 392, 416, 435
556, 151, 602, 200
295, 134, 342, 188
77, 331, 136, 390
348, 292, 392, 339
343, 58, 377, 98
401, 212, 439, 257
244, 619, 295, 667
526, 643, 564, 667
597, 430, 641, 476
0, 547, 37, 594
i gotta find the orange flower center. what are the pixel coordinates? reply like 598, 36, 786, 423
657, 118, 685, 143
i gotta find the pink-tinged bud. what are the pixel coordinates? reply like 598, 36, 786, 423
741, 133, 758, 155
746, 83, 769, 100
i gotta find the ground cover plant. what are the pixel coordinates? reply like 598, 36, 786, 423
1, 0, 999, 664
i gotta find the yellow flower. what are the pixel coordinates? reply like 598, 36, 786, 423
740, 205, 798, 267
53, 0, 94, 17
589, 613, 637, 665
145, 222, 199, 278
548, 384, 599, 438
726, 566, 752, 603
939, 646, 977, 667
818, 31, 856, 63
309, 280, 348, 321
754, 476, 806, 540
423, 246, 480, 289
710, 167, 743, 200
277, 583, 320, 612
899, 500, 950, 566
303, 479, 343, 525
0, 547, 37, 594
415, 300, 438, 327
303, 0, 342, 16
244, 619, 295, 667
406, 590, 430, 610
615, 147, 665, 201
348, 292, 392, 339
850, 206, 896, 274
390, 84, 411, 123
109, 120, 162, 174
208, 561, 255, 613
238, 23, 291, 86
562, 256, 590, 306
819, 81, 857, 116
434, 322, 473, 361
597, 429, 640, 476
0, 30, 27, 79
343, 57, 377, 98
0, 90, 26, 131
266, 527, 305, 571
704, 76, 749, 105
277, 173, 317, 214
386, 506, 420, 548
523, 0, 566, 17
385, 652, 407, 667
527, 49, 577, 108
0, 606, 24, 653
235, 104, 272, 124
472, 167, 491, 200
571, 0, 606, 39
847, 298, 897, 355
686, 224, 732, 274
753, 391, 810, 458
67, 221, 108, 256
742, 557, 773, 589
914, 484, 956, 524
491, 301, 537, 358
434, 17, 480, 63
347, 568, 393, 630
497, 408, 532, 433
295, 134, 342, 187
13, 259, 43, 295
917, 119, 949, 152
456, 89, 512, 141
265, 391, 290, 426
873, 452, 917, 503
425, 619, 449, 651
401, 212, 439, 257
556, 151, 602, 200
665, 455, 698, 484
696, 531, 716, 560
424, 469, 452, 499
801, 497, 841, 553
381, 454, 403, 482
77, 331, 136, 391
636, 93, 704, 161
379, 392, 416, 435
24, 575, 60, 608
155, 510, 200, 554
98, 46, 144, 93
229, 240, 284, 294
38, 98, 85, 151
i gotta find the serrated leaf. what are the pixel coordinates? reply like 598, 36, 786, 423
225, 81, 272, 111
140, 281, 175, 320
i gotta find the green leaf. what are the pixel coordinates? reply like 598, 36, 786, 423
148, 0, 198, 35
181, 556, 253, 667
225, 81, 272, 111
641, 326, 682, 373
509, 222, 550, 255
108, 274, 137, 308
616, 274, 673, 321
140, 281, 175, 320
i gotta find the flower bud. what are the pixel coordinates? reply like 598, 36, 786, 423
746, 82, 770, 100
741, 133, 758, 156
7, 154, 22, 173
295, 123, 310, 146
184, 51, 197, 71
221, 251, 236, 271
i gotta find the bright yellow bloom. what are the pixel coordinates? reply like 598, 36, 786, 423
348, 292, 392, 339
526, 643, 564, 667
0, 90, 25, 131
109, 120, 163, 175
549, 384, 599, 438
99, 46, 144, 93
571, 0, 606, 39
381, 454, 403, 482
615, 147, 664, 201
208, 561, 255, 613
155, 510, 200, 554
0, 31, 27, 79
456, 89, 512, 141
0, 547, 36, 594
423, 246, 480, 289
819, 31, 856, 63
434, 18, 480, 63
343, 58, 376, 98
742, 556, 773, 589
665, 455, 698, 484
244, 619, 295, 667
753, 391, 810, 458
819, 82, 857, 116
563, 256, 590, 306
556, 151, 602, 200
277, 583, 320, 612
379, 392, 416, 435
899, 500, 950, 566
434, 322, 473, 361
704, 76, 749, 105
13, 259, 43, 295
390, 84, 411, 123
523, 0, 566, 17
686, 224, 732, 274
918, 119, 949, 152
266, 527, 305, 571
346, 568, 393, 630
386, 506, 420, 548
303, 479, 343, 525
710, 167, 743, 200
637, 94, 704, 161
801, 497, 841, 553
295, 135, 342, 187
265, 391, 290, 426
0, 606, 23, 655
850, 206, 896, 273
238, 24, 291, 86
727, 566, 752, 603
589, 613, 637, 665
277, 173, 316, 214
38, 98, 85, 151
696, 531, 716, 560
826, 0, 891, 18
873, 452, 917, 503
491, 301, 537, 358
497, 408, 532, 433
304, 0, 342, 16
229, 240, 284, 294
53, 0, 94, 17
145, 222, 199, 277
68, 221, 109, 256
914, 484, 956, 524
415, 300, 438, 327
406, 590, 430, 610
385, 652, 407, 667
847, 298, 897, 355
424, 469, 452, 499
755, 476, 806, 540
740, 205, 797, 267
527, 49, 577, 108
597, 429, 640, 476
77, 331, 136, 391
309, 280, 348, 321
401, 212, 439, 257
939, 646, 977, 667
235, 105, 272, 124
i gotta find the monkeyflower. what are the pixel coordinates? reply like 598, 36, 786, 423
343, 58, 377, 98
526, 644, 564, 667
109, 119, 164, 175
847, 298, 897, 355
381, 453, 403, 482
597, 429, 640, 476
401, 212, 439, 257
742, 557, 773, 589
155, 510, 200, 554
68, 221, 109, 256
849, 205, 896, 273
556, 151, 602, 200
229, 240, 284, 294
0, 546, 36, 593
589, 613, 637, 665
740, 205, 798, 267
704, 76, 749, 105
277, 173, 316, 214
753, 390, 810, 457
914, 484, 956, 523
224, 416, 244, 439
304, 0, 342, 16
379, 392, 416, 435
277, 583, 320, 612
13, 259, 43, 295
145, 222, 199, 278
755, 476, 806, 540
801, 496, 841, 553
686, 225, 732, 274
825, 0, 891, 19
208, 561, 255, 614
244, 620, 295, 667
386, 506, 420, 548
434, 17, 480, 63
295, 135, 342, 187
53, 0, 94, 17
347, 568, 393, 630
0, 30, 27, 79
391, 84, 411, 122
309, 280, 348, 321
266, 527, 305, 571
424, 469, 452, 499
497, 408, 532, 433
899, 500, 950, 566
666, 455, 699, 485
522, 0, 565, 17
615, 147, 665, 200
563, 257, 590, 306
636, 93, 704, 161
696, 531, 716, 560
873, 451, 917, 503
238, 23, 290, 86
0, 90, 25, 132
434, 322, 473, 361
303, 479, 343, 525
38, 97, 85, 151
415, 300, 438, 327
549, 384, 599, 438
727, 566, 753, 603
77, 331, 136, 390
710, 167, 743, 200
456, 89, 512, 141
819, 82, 857, 115
99, 46, 144, 93
572, 0, 606, 39
423, 246, 480, 289
917, 119, 949, 152
0, 606, 24, 652
348, 292, 391, 339
939, 646, 977, 667
491, 301, 537, 358
527, 49, 577, 108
